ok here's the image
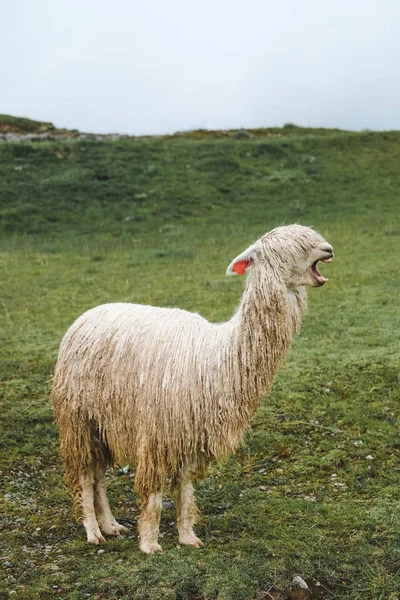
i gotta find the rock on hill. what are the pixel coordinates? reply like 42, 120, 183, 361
0, 113, 351, 143
0, 114, 82, 142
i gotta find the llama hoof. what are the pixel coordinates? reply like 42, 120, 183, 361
86, 528, 106, 545
140, 541, 163, 555
179, 534, 205, 548
100, 521, 129, 536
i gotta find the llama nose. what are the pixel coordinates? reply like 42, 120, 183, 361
320, 243, 333, 257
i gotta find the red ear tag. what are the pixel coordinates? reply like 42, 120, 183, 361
233, 260, 249, 275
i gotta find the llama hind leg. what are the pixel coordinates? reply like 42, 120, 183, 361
94, 463, 128, 536
177, 465, 204, 548
79, 467, 106, 544
138, 492, 163, 554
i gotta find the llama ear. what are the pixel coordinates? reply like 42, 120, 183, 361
226, 244, 258, 276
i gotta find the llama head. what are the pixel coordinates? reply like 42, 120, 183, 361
226, 225, 333, 289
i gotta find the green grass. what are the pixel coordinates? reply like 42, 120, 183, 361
0, 128, 399, 599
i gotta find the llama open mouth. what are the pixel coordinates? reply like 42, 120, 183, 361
311, 256, 332, 285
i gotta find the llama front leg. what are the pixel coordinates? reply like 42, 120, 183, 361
80, 469, 106, 544
177, 474, 204, 548
138, 492, 163, 554
94, 464, 129, 537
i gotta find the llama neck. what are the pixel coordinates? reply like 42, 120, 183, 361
199, 271, 307, 461
227, 270, 306, 417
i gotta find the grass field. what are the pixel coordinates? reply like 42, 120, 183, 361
0, 126, 399, 599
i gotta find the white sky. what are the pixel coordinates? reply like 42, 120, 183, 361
1, 0, 400, 135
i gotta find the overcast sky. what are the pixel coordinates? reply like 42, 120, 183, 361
1, 0, 400, 135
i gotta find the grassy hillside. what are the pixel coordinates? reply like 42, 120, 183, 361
0, 115, 56, 134
0, 128, 399, 600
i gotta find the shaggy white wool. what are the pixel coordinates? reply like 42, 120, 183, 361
51, 224, 333, 551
